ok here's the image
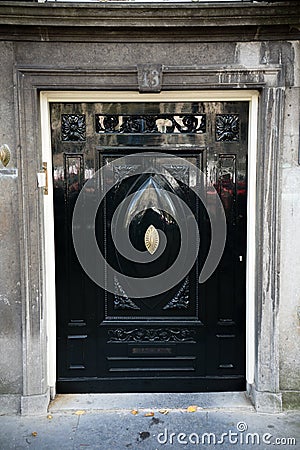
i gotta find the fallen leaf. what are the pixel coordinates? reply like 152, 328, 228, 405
187, 405, 198, 413
74, 410, 85, 415
47, 414, 52, 420
31, 431, 38, 437
158, 409, 169, 415
144, 412, 154, 417
131, 409, 138, 415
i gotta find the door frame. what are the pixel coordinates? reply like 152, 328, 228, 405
40, 90, 259, 398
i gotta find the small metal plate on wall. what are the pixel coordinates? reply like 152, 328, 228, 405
137, 64, 163, 93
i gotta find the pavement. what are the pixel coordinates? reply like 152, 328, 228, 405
0, 393, 299, 450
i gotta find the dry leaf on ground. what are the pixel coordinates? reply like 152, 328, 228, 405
158, 409, 169, 415
187, 405, 198, 413
74, 410, 85, 415
144, 412, 154, 417
31, 432, 38, 437
131, 409, 139, 415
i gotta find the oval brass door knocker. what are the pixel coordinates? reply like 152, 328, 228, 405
144, 224, 160, 255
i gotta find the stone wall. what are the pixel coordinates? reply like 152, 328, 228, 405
0, 42, 23, 414
279, 40, 300, 410
0, 1, 299, 413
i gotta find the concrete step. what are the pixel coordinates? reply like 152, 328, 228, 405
49, 391, 254, 413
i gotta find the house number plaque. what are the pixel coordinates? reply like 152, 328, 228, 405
137, 64, 163, 93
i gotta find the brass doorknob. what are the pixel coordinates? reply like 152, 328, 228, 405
0, 145, 10, 167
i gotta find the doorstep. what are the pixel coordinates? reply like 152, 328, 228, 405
49, 392, 254, 413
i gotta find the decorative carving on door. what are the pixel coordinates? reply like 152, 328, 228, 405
107, 327, 196, 343
113, 164, 139, 183
61, 114, 86, 142
215, 114, 239, 142
113, 276, 140, 311
95, 114, 206, 134
163, 277, 189, 310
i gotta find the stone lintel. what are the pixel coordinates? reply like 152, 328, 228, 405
0, 2, 299, 30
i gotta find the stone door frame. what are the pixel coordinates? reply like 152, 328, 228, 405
16, 65, 283, 413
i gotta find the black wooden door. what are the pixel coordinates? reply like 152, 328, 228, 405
51, 101, 248, 393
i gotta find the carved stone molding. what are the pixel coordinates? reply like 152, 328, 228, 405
17, 64, 284, 92
1, 3, 300, 34
16, 64, 285, 412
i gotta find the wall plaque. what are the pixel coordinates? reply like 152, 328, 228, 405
137, 64, 163, 93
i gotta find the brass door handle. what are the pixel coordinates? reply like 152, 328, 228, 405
37, 162, 48, 195
42, 162, 48, 195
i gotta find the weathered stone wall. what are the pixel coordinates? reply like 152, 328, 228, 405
0, 42, 23, 414
14, 41, 237, 67
0, 2, 299, 414
279, 40, 300, 410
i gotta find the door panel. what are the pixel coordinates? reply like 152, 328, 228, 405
98, 152, 201, 320
51, 101, 247, 392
